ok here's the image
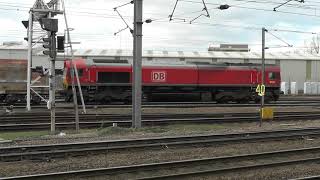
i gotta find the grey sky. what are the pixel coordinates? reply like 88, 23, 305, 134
0, 0, 319, 52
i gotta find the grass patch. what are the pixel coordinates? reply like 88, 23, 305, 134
0, 131, 49, 140
98, 127, 135, 136
98, 126, 169, 136
0, 129, 96, 141
98, 123, 228, 137
0, 124, 231, 140
168, 124, 226, 132
140, 127, 168, 133
61, 129, 95, 135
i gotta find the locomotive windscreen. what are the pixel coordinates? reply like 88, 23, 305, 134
97, 72, 130, 83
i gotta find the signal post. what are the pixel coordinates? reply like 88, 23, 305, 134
26, 11, 33, 111
41, 16, 59, 134
39, 14, 58, 133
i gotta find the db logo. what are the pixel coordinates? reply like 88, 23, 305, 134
152, 71, 166, 82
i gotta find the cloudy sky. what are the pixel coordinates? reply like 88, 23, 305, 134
0, 0, 320, 52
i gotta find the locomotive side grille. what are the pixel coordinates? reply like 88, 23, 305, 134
97, 72, 130, 83
93, 59, 128, 64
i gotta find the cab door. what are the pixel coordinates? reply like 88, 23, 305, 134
89, 65, 97, 83
251, 68, 259, 86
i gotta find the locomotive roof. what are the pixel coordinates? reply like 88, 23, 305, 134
78, 58, 279, 68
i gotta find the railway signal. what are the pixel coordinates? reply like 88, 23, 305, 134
42, 35, 56, 58
40, 18, 58, 58
39, 18, 58, 32
39, 17, 59, 134
57, 36, 65, 52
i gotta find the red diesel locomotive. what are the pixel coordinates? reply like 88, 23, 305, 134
62, 58, 281, 103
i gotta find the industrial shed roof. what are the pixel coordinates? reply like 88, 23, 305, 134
0, 44, 28, 50
67, 49, 320, 60
2, 46, 320, 60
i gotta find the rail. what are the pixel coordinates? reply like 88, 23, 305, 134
1, 111, 320, 131
2, 146, 320, 179
1, 127, 320, 162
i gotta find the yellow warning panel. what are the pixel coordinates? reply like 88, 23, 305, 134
261, 107, 274, 120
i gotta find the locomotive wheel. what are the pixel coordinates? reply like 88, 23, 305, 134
201, 92, 212, 102
216, 96, 228, 104
144, 94, 153, 102
264, 96, 271, 103
124, 98, 132, 105
254, 98, 261, 103
32, 96, 41, 105
255, 96, 271, 103
102, 97, 111, 104
65, 95, 72, 102
5, 95, 17, 105
236, 97, 250, 104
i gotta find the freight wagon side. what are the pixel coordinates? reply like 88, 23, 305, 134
0, 59, 45, 104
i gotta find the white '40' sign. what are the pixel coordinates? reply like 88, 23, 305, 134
256, 84, 265, 96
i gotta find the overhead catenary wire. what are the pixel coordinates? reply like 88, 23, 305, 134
1, 0, 320, 16
189, 0, 210, 23
2, 20, 318, 47
0, 1, 319, 53
113, 1, 134, 35
266, 30, 293, 48
273, 0, 306, 11
4, 23, 317, 42
0, 0, 319, 11
177, 0, 320, 18
189, 0, 318, 10
151, 20, 319, 35
1, 1, 320, 20
169, 0, 187, 22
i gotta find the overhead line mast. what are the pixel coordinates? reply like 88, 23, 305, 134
132, 0, 143, 128
113, 0, 143, 128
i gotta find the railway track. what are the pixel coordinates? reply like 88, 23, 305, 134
291, 176, 320, 180
1, 127, 320, 162
137, 147, 320, 180
2, 111, 320, 131
2, 137, 320, 179
2, 99, 320, 109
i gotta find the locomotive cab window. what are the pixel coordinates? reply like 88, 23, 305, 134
77, 69, 83, 77
268, 72, 276, 80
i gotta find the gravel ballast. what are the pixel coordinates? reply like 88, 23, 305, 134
1, 137, 320, 178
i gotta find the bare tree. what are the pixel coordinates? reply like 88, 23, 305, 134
305, 35, 320, 54
311, 35, 320, 54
